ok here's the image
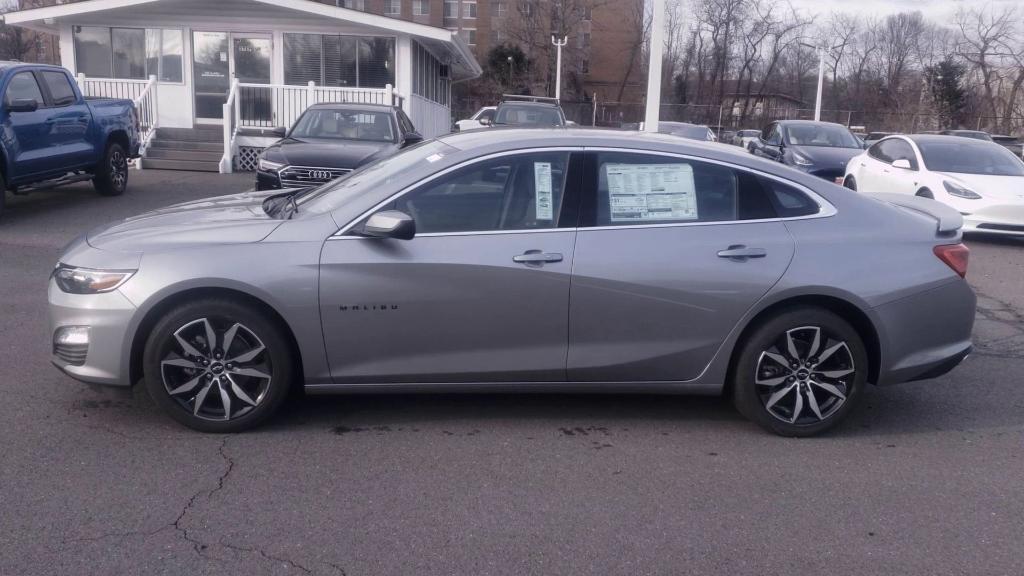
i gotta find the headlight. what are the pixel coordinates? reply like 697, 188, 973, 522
258, 158, 284, 172
791, 151, 813, 166
53, 264, 135, 294
943, 180, 982, 200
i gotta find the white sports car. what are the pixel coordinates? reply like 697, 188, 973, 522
844, 134, 1024, 236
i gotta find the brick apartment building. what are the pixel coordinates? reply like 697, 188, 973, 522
318, 0, 645, 105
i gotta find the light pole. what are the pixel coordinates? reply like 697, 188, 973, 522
551, 35, 567, 100
644, 0, 665, 133
800, 41, 827, 122
507, 55, 514, 92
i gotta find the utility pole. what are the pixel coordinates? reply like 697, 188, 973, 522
644, 0, 665, 132
800, 41, 827, 122
507, 55, 514, 91
551, 35, 567, 100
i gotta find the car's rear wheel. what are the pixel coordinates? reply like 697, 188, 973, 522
843, 175, 857, 191
93, 142, 128, 196
143, 298, 293, 433
732, 307, 867, 437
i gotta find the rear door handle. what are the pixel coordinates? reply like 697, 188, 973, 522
717, 245, 767, 260
513, 250, 563, 264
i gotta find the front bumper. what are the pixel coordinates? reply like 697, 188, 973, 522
962, 204, 1024, 236
48, 278, 136, 386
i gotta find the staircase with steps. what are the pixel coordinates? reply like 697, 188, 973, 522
141, 127, 224, 172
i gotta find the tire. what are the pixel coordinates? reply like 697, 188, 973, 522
143, 298, 294, 433
843, 176, 857, 191
731, 307, 868, 437
916, 188, 934, 199
93, 142, 129, 196
0, 175, 6, 221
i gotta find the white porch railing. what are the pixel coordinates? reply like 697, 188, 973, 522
76, 74, 158, 169
221, 82, 402, 173
410, 94, 452, 140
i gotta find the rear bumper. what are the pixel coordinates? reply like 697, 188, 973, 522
873, 279, 976, 385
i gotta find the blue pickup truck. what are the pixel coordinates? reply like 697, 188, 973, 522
0, 62, 140, 219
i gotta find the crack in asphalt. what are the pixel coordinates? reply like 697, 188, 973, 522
63, 436, 345, 575
972, 290, 1024, 360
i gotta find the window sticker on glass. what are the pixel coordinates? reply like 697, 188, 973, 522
605, 163, 697, 222
534, 162, 553, 220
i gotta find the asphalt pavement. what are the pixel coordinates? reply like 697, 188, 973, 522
1, 169, 1023, 576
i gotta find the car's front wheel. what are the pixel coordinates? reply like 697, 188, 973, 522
143, 298, 294, 432
732, 307, 867, 437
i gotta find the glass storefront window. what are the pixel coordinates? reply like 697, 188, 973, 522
284, 33, 394, 89
73, 26, 112, 78
74, 26, 183, 82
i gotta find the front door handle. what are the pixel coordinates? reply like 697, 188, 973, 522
513, 250, 563, 264
717, 245, 767, 260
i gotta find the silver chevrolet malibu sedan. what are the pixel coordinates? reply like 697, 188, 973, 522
48, 129, 976, 436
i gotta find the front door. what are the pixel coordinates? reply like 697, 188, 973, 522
192, 32, 272, 124
319, 151, 581, 384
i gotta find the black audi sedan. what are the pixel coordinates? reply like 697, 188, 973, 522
255, 103, 423, 190
749, 120, 863, 183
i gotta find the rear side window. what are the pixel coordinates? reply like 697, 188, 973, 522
4, 72, 44, 107
757, 177, 820, 217
583, 152, 782, 226
40, 71, 77, 106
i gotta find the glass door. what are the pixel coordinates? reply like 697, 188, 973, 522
232, 34, 273, 125
192, 32, 273, 125
192, 31, 230, 124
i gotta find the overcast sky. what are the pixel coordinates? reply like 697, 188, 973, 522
786, 0, 1018, 21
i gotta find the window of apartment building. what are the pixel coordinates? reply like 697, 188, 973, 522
581, 58, 590, 74
342, 0, 366, 10
491, 0, 506, 17
444, 0, 458, 19
283, 33, 395, 88
413, 0, 430, 16
73, 26, 183, 82
581, 32, 591, 48
463, 29, 477, 46
384, 0, 401, 15
463, 1, 477, 18
583, 5, 592, 20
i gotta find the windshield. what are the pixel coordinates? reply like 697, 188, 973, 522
290, 109, 396, 142
918, 140, 1024, 176
295, 140, 456, 214
783, 124, 860, 148
494, 104, 564, 126
739, 130, 760, 137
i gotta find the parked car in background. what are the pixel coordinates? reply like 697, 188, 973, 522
938, 129, 993, 142
749, 120, 863, 183
0, 62, 140, 219
863, 132, 895, 148
719, 130, 736, 144
492, 96, 566, 127
844, 134, 1024, 236
255, 103, 422, 190
991, 135, 1024, 159
49, 128, 975, 437
658, 121, 717, 141
732, 129, 761, 148
454, 106, 496, 132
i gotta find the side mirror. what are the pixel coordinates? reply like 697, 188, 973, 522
402, 131, 424, 148
8, 98, 38, 113
892, 158, 912, 170
478, 117, 491, 126
270, 126, 287, 138
363, 210, 416, 240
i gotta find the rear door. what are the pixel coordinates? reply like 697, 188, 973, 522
37, 70, 94, 170
567, 150, 800, 382
319, 149, 583, 384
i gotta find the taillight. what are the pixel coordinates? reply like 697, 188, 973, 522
934, 243, 969, 278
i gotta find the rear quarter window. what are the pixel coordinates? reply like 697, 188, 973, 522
758, 177, 820, 217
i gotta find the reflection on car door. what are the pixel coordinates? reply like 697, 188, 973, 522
319, 150, 582, 383
2, 71, 52, 179
567, 151, 797, 382
37, 70, 94, 170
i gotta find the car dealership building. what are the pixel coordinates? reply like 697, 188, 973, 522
2, 0, 481, 172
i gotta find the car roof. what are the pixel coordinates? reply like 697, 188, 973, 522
307, 102, 395, 113
0, 61, 66, 73
497, 100, 560, 109
775, 120, 848, 128
905, 134, 998, 146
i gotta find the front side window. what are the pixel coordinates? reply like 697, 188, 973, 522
4, 72, 44, 106
40, 71, 76, 106
886, 139, 918, 169
290, 109, 396, 142
392, 152, 570, 234
584, 152, 791, 226
867, 141, 892, 163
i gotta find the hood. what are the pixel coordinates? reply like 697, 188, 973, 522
262, 137, 398, 169
788, 145, 863, 169
86, 190, 285, 253
938, 173, 1024, 203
